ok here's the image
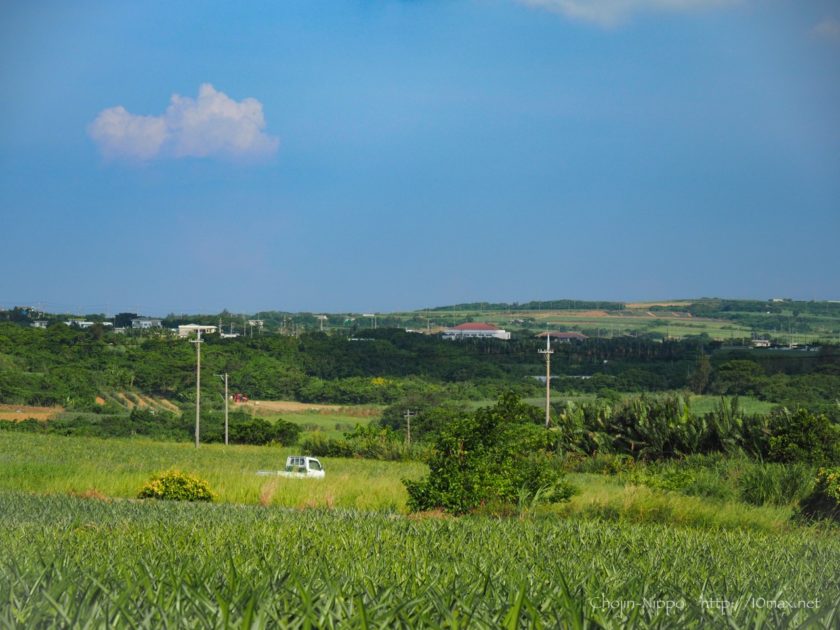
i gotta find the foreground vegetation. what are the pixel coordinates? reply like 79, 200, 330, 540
1, 492, 838, 628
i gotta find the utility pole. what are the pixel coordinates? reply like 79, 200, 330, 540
404, 409, 416, 446
218, 372, 229, 445
538, 333, 553, 429
190, 330, 204, 448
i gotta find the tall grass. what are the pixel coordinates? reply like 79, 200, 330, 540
0, 431, 425, 510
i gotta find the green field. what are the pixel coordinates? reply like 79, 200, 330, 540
273, 412, 373, 439
0, 432, 422, 511
1, 491, 838, 628
0, 432, 806, 532
2, 431, 839, 626
386, 303, 840, 342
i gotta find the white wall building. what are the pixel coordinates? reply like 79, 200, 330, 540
177, 324, 218, 338
131, 318, 162, 329
442, 322, 511, 341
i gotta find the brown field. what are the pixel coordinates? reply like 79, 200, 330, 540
234, 400, 381, 417
0, 404, 63, 422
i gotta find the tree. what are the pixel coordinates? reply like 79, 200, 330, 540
404, 393, 573, 514
688, 353, 712, 394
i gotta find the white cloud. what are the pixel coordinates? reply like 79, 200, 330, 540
813, 18, 840, 41
518, 0, 736, 27
88, 84, 279, 161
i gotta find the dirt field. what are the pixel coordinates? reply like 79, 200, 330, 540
0, 404, 63, 422
234, 400, 381, 417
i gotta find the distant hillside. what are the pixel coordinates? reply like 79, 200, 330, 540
427, 300, 625, 312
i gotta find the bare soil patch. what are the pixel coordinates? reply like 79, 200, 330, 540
235, 400, 381, 417
0, 404, 63, 422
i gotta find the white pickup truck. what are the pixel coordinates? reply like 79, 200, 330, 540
257, 456, 325, 478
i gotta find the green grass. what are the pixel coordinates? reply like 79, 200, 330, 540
0, 432, 424, 510
685, 394, 777, 415
1, 492, 838, 628
562, 473, 796, 533
0, 432, 814, 532
269, 412, 373, 439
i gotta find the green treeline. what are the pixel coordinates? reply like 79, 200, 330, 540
0, 322, 838, 411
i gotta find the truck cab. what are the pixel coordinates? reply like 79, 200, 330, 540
282, 456, 325, 478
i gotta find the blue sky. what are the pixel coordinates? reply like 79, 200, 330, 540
1, 0, 838, 315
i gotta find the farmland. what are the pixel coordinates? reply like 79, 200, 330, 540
1, 305, 839, 628
2, 491, 838, 628
0, 433, 420, 510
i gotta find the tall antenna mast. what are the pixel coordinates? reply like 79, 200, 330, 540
538, 333, 553, 429
190, 330, 204, 448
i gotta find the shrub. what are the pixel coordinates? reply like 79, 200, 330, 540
571, 453, 636, 475
798, 467, 840, 522
138, 470, 215, 502
300, 433, 354, 458
767, 408, 840, 465
203, 413, 301, 446
405, 393, 573, 514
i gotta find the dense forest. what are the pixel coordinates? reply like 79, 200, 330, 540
0, 322, 837, 413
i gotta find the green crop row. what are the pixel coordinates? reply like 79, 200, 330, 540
1, 492, 838, 628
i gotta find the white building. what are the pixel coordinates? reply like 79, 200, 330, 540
65, 320, 95, 329
177, 324, 218, 338
131, 318, 162, 329
536, 331, 588, 343
443, 322, 511, 341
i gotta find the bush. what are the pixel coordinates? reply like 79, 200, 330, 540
767, 408, 840, 465
138, 470, 215, 502
203, 412, 301, 446
571, 453, 636, 475
798, 467, 840, 522
405, 393, 573, 514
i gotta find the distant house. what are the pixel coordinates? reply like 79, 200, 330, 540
443, 322, 511, 341
177, 324, 218, 338
131, 318, 162, 330
31, 320, 48, 329
536, 331, 588, 343
65, 319, 95, 329
751, 339, 771, 348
